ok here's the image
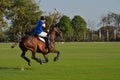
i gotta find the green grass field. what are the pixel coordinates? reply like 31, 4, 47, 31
0, 42, 120, 80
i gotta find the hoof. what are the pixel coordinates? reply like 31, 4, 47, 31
11, 46, 14, 48
39, 60, 43, 65
54, 57, 59, 61
28, 62, 31, 66
41, 60, 48, 64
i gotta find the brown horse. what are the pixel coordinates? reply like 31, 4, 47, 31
19, 24, 62, 66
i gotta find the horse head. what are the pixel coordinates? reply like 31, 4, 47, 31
49, 24, 62, 39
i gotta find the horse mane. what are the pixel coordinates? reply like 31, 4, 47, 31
49, 24, 59, 32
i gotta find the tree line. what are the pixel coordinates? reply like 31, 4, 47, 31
0, 0, 120, 42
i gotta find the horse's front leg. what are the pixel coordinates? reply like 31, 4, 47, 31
53, 50, 60, 61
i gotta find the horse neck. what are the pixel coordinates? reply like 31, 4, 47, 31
49, 30, 56, 43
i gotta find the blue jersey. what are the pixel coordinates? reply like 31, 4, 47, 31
34, 20, 44, 35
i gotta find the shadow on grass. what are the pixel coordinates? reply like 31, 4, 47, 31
0, 67, 32, 70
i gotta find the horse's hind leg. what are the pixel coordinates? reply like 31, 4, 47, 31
31, 51, 42, 64
21, 51, 31, 66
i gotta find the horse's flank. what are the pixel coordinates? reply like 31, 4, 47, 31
20, 35, 47, 53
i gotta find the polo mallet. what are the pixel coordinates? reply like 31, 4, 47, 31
48, 8, 58, 29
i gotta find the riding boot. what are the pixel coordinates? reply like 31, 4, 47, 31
44, 37, 50, 49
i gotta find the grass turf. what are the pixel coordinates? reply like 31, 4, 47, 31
0, 42, 120, 80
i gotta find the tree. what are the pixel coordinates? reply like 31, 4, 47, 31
100, 12, 120, 31
0, 0, 9, 26
110, 13, 120, 31
71, 15, 87, 41
0, 0, 10, 41
58, 15, 73, 41
5, 0, 43, 41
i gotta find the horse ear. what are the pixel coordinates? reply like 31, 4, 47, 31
50, 23, 59, 30
55, 23, 59, 27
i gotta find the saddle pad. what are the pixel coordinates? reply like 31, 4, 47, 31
38, 37, 45, 43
